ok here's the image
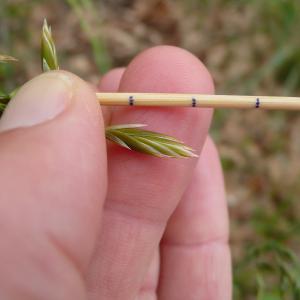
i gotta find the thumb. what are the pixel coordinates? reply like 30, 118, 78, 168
0, 71, 107, 299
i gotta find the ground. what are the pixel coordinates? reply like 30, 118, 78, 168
1, 0, 300, 298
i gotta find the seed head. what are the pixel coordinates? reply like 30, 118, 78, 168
106, 124, 197, 158
41, 19, 59, 72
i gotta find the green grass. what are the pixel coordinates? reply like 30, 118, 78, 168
66, 0, 112, 73
234, 241, 300, 299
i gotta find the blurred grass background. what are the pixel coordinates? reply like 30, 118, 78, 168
1, 0, 300, 298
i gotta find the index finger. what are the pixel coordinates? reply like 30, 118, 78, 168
87, 46, 214, 299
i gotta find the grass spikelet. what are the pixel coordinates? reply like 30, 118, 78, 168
105, 124, 197, 158
41, 19, 59, 72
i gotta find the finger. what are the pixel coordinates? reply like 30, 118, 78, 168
99, 67, 161, 300
0, 71, 107, 299
138, 249, 160, 300
97, 67, 126, 126
159, 137, 231, 300
97, 67, 126, 92
86, 46, 214, 299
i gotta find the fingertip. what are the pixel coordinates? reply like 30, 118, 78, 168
119, 45, 214, 94
98, 67, 126, 92
114, 46, 214, 152
96, 68, 126, 126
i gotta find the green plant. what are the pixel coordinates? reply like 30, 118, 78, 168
0, 19, 196, 158
234, 241, 300, 299
106, 124, 197, 158
66, 0, 112, 73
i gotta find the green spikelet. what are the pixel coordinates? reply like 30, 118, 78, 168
41, 19, 59, 72
106, 124, 197, 158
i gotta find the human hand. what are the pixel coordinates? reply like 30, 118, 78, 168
0, 46, 231, 299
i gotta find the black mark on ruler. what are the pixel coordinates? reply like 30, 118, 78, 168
129, 95, 134, 106
255, 98, 260, 108
192, 98, 197, 107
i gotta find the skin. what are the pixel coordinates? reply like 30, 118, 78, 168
0, 46, 231, 299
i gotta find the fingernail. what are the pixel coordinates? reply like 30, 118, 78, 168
0, 72, 72, 132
